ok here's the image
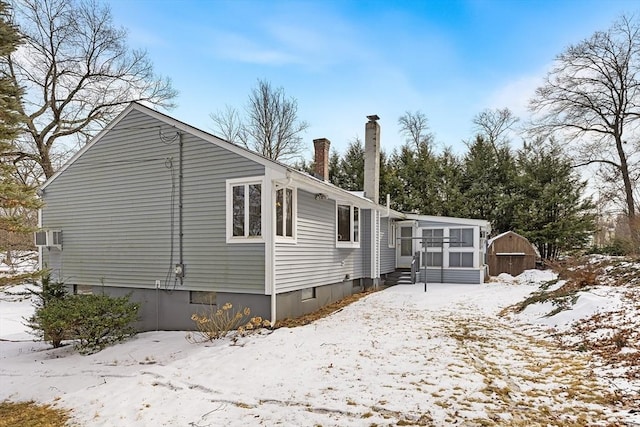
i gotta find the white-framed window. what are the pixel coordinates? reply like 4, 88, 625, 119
226, 177, 264, 243
450, 228, 474, 247
449, 252, 474, 267
388, 221, 396, 248
336, 204, 360, 248
275, 187, 296, 240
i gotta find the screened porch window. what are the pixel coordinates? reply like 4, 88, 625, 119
450, 228, 473, 247
423, 251, 443, 267
423, 228, 444, 247
449, 252, 473, 267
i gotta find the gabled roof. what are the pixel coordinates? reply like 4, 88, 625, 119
40, 102, 389, 211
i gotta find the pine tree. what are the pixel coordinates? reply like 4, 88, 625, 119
514, 140, 596, 260
461, 135, 518, 231
0, 1, 42, 284
332, 138, 364, 191
432, 148, 464, 217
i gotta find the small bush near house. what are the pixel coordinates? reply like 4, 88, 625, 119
188, 302, 270, 342
28, 292, 139, 354
26, 274, 69, 347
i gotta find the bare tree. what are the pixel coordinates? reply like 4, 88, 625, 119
5, 0, 177, 180
211, 79, 308, 163
472, 108, 519, 155
398, 110, 434, 153
210, 105, 244, 144
529, 14, 640, 248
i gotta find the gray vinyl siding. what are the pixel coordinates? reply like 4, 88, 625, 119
274, 189, 364, 293
380, 217, 396, 274
42, 108, 265, 293
419, 268, 481, 284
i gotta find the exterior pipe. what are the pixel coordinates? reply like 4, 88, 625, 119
179, 132, 184, 285
386, 193, 390, 217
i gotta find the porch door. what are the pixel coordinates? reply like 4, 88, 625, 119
397, 226, 414, 268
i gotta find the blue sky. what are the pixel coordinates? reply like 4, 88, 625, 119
108, 0, 637, 160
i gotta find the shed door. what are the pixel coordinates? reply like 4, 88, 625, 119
497, 254, 526, 276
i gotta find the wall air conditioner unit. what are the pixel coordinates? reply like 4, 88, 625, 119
34, 230, 48, 246
48, 230, 63, 249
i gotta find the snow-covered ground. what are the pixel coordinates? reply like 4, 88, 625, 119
1, 267, 638, 426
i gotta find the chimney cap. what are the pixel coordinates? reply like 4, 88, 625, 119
367, 114, 380, 122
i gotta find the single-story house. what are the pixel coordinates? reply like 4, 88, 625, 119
36, 103, 490, 331
487, 231, 537, 276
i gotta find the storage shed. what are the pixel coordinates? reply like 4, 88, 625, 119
487, 231, 537, 276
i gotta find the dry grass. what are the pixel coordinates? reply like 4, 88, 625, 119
0, 401, 73, 427
274, 288, 379, 328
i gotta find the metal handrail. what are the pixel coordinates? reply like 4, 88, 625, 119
410, 253, 418, 284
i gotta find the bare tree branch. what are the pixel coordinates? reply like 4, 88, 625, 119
6, 0, 177, 180
529, 13, 640, 247
210, 79, 308, 163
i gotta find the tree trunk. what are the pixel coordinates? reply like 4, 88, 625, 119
615, 135, 639, 249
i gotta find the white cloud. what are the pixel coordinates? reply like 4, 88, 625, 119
484, 70, 548, 119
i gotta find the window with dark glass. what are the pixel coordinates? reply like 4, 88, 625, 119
337, 204, 359, 245
231, 182, 261, 238
232, 185, 245, 237
276, 188, 294, 238
337, 205, 351, 242
248, 184, 261, 236
353, 207, 359, 242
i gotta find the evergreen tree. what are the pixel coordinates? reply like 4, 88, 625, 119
432, 148, 464, 217
0, 1, 42, 284
331, 138, 364, 191
514, 140, 596, 260
461, 135, 518, 231
327, 149, 341, 185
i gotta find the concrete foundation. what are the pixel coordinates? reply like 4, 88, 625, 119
69, 279, 367, 332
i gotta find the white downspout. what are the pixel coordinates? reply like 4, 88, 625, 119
37, 207, 43, 271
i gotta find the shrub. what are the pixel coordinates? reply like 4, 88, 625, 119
28, 293, 139, 354
29, 273, 67, 309
587, 238, 635, 256
26, 274, 69, 347
66, 294, 139, 354
188, 302, 269, 342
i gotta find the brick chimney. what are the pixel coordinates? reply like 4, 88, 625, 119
364, 115, 380, 203
313, 138, 331, 181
